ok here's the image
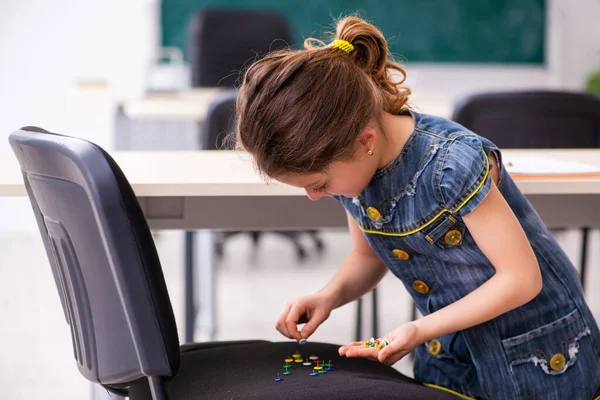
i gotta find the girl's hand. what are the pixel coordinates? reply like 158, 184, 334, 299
338, 321, 421, 366
275, 293, 336, 342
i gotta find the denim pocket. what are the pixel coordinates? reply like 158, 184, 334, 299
501, 308, 599, 399
423, 213, 466, 249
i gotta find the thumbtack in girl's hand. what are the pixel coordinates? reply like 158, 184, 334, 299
338, 321, 421, 366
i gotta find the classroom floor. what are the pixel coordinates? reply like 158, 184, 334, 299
1, 229, 599, 399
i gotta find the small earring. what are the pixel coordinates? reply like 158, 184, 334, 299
367, 150, 374, 156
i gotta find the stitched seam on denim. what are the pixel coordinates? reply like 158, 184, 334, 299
380, 137, 443, 208
503, 309, 579, 346
358, 152, 489, 237
422, 255, 438, 292
441, 139, 490, 212
435, 132, 481, 206
359, 207, 448, 237
485, 145, 505, 189
452, 160, 489, 213
425, 215, 457, 243
433, 138, 458, 205
506, 322, 587, 363
510, 324, 585, 363
396, 235, 420, 254
413, 126, 448, 140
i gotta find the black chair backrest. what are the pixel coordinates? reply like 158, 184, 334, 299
452, 91, 600, 148
8, 127, 180, 388
188, 8, 292, 87
201, 89, 238, 150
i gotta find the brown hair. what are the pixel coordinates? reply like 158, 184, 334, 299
235, 15, 411, 178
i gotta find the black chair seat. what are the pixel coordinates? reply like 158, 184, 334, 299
129, 341, 456, 400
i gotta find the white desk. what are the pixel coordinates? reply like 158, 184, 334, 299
2, 149, 600, 230
121, 88, 224, 121
117, 88, 454, 121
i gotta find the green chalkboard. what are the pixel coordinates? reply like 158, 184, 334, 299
162, 0, 545, 64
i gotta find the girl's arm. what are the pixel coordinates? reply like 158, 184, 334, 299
412, 178, 543, 344
281, 210, 388, 341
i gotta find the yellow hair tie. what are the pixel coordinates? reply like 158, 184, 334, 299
332, 39, 354, 54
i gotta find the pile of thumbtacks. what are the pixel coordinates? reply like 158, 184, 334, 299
274, 337, 390, 382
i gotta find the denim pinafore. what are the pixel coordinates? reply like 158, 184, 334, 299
334, 112, 600, 399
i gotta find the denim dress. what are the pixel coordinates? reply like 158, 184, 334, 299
334, 112, 600, 399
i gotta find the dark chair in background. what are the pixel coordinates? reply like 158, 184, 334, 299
452, 90, 600, 294
8, 127, 456, 400
202, 89, 325, 260
188, 8, 292, 87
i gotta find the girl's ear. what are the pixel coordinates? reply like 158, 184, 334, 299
356, 125, 378, 154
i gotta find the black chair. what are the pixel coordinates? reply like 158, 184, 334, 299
452, 90, 600, 294
188, 8, 292, 87
202, 89, 325, 261
8, 127, 457, 400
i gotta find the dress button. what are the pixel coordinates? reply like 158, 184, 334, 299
549, 353, 566, 371
392, 249, 410, 260
412, 280, 430, 294
428, 339, 442, 356
444, 229, 463, 246
366, 207, 382, 222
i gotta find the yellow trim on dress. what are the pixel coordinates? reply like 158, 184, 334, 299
358, 152, 490, 237
424, 383, 476, 399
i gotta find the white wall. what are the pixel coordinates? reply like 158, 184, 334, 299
0, 0, 599, 235
0, 0, 159, 234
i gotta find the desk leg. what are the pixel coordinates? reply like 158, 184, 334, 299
184, 231, 195, 343
184, 230, 216, 343
196, 230, 216, 341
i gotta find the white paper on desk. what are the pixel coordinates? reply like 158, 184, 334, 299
504, 156, 600, 175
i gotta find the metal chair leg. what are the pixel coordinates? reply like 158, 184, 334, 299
355, 297, 363, 341
580, 227, 589, 293
372, 287, 378, 339
184, 231, 195, 343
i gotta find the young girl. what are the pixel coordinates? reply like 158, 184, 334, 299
234, 15, 600, 400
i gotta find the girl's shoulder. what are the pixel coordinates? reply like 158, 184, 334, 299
410, 111, 500, 217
